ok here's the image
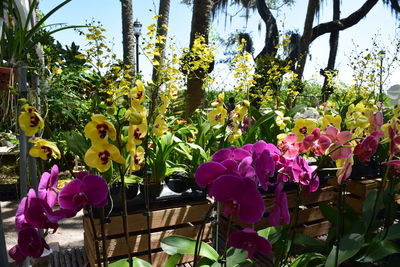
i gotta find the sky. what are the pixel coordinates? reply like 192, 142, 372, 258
39, 0, 400, 91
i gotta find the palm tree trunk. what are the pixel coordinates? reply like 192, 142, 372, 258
321, 0, 340, 102
121, 0, 135, 76
152, 0, 170, 84
186, 0, 214, 117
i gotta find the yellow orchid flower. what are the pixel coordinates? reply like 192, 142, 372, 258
233, 102, 248, 121
211, 92, 225, 107
228, 127, 242, 143
84, 143, 125, 173
207, 106, 227, 126
29, 137, 61, 160
292, 119, 317, 141
153, 115, 168, 137
18, 105, 44, 136
84, 114, 116, 142
130, 80, 146, 107
345, 103, 370, 131
320, 114, 342, 131
127, 123, 148, 149
125, 105, 146, 125
275, 110, 291, 130
129, 145, 145, 171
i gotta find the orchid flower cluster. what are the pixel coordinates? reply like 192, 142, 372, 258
18, 104, 61, 160
194, 140, 321, 259
8, 165, 108, 264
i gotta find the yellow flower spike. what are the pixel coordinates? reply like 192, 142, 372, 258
18, 105, 44, 136
320, 114, 342, 131
345, 103, 369, 131
125, 105, 146, 125
130, 80, 146, 106
207, 106, 227, 126
275, 110, 290, 130
127, 123, 148, 149
84, 143, 125, 173
228, 127, 242, 143
153, 115, 168, 137
29, 137, 61, 160
84, 114, 116, 142
292, 119, 317, 141
129, 145, 145, 171
211, 93, 225, 107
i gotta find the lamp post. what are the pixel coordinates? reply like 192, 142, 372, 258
379, 50, 385, 103
133, 19, 142, 75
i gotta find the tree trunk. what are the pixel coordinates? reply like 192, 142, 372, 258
186, 0, 214, 117
255, 0, 279, 59
295, 0, 320, 81
321, 0, 340, 102
152, 0, 170, 84
121, 0, 135, 76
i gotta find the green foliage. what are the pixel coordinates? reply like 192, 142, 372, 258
108, 257, 152, 267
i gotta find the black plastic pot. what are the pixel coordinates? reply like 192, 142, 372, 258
110, 182, 139, 201
350, 160, 381, 180
139, 183, 164, 200
165, 171, 190, 193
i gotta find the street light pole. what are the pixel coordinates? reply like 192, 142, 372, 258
133, 19, 142, 75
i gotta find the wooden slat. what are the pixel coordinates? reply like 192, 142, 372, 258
84, 201, 211, 237
295, 220, 331, 237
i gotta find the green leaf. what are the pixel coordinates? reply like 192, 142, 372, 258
325, 233, 364, 267
165, 254, 182, 267
258, 226, 282, 245
291, 253, 326, 267
198, 257, 215, 267
293, 234, 324, 250
109, 257, 152, 267
319, 203, 338, 225
225, 247, 248, 266
362, 189, 378, 223
161, 235, 219, 261
358, 240, 400, 263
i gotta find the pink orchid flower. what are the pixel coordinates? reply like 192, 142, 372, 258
279, 134, 303, 159
302, 128, 331, 156
228, 228, 272, 259
324, 126, 352, 160
369, 111, 384, 138
388, 121, 400, 156
354, 131, 380, 162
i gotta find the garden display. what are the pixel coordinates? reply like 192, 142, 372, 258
2, 0, 400, 267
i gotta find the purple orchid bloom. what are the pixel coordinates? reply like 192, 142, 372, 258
254, 150, 275, 190
278, 155, 318, 188
228, 228, 272, 259
194, 161, 228, 188
38, 165, 59, 208
209, 175, 265, 224
9, 227, 50, 264
16, 189, 76, 231
58, 172, 109, 211
211, 146, 251, 163
354, 131, 380, 162
269, 183, 290, 226
252, 140, 281, 161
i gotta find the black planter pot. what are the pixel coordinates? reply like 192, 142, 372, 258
139, 183, 164, 200
110, 182, 139, 201
165, 171, 190, 193
350, 160, 381, 180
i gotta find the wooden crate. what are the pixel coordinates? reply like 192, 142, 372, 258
83, 200, 213, 266
219, 184, 336, 238
327, 178, 380, 213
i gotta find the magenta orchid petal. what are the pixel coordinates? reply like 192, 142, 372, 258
82, 175, 109, 206
38, 165, 59, 208
228, 228, 272, 259
269, 183, 290, 226
194, 161, 227, 188
58, 179, 85, 210
15, 196, 28, 230
254, 150, 275, 190
233, 148, 251, 161
8, 244, 26, 264
354, 134, 379, 162
238, 156, 255, 178
241, 144, 253, 152
17, 227, 47, 259
24, 198, 59, 230
76, 171, 90, 180
221, 159, 239, 175
210, 175, 265, 223
211, 148, 233, 162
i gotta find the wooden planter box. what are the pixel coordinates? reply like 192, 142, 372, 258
219, 184, 337, 238
83, 199, 213, 266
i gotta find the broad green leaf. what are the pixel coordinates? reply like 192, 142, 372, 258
319, 203, 338, 225
161, 235, 219, 261
198, 257, 215, 267
225, 247, 248, 266
109, 257, 152, 267
293, 234, 324, 250
325, 233, 364, 267
362, 189, 378, 223
358, 240, 400, 263
165, 254, 182, 267
258, 226, 282, 245
291, 253, 326, 267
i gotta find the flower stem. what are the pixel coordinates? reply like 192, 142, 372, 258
335, 182, 346, 267
100, 208, 108, 267
88, 206, 102, 267
222, 214, 233, 267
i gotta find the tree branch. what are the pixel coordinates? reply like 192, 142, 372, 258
311, 0, 379, 42
256, 0, 279, 58
389, 0, 400, 12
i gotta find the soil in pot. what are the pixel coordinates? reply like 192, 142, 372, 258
165, 171, 189, 193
